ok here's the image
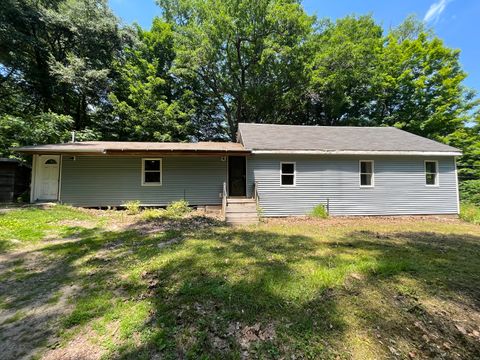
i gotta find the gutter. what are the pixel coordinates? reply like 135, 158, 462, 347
251, 150, 462, 156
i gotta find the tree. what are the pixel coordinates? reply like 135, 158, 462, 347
375, 29, 478, 140
306, 15, 384, 126
0, 0, 126, 136
158, 0, 314, 139
107, 18, 193, 141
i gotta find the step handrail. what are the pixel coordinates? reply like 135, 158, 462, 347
222, 182, 228, 217
253, 181, 259, 208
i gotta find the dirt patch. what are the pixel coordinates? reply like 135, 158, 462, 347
57, 219, 98, 229
42, 329, 106, 360
129, 212, 224, 235
0, 241, 82, 360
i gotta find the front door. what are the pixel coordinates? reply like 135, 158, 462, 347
36, 155, 60, 201
228, 156, 246, 197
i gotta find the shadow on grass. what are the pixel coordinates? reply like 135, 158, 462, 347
323, 230, 480, 358
2, 212, 480, 359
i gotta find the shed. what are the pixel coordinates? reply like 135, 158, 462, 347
0, 158, 31, 203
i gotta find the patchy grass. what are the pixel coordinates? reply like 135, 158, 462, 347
460, 202, 480, 224
0, 206, 480, 359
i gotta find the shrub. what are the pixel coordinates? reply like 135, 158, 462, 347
459, 180, 480, 206
125, 200, 141, 215
141, 208, 165, 220
164, 199, 191, 218
460, 203, 480, 224
310, 204, 328, 219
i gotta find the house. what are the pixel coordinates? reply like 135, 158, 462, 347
13, 123, 461, 224
0, 158, 31, 203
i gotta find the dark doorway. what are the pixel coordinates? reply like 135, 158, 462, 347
228, 156, 246, 197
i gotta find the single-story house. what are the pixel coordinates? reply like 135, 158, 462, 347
13, 123, 461, 223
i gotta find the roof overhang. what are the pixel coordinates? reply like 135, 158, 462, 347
12, 149, 251, 156
251, 150, 462, 156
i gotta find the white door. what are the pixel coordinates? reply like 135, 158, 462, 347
36, 155, 60, 200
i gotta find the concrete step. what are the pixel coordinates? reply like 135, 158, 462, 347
226, 216, 259, 225
227, 197, 256, 204
225, 207, 257, 214
225, 204, 257, 213
226, 213, 259, 223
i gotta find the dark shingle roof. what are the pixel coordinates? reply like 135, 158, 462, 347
238, 123, 461, 154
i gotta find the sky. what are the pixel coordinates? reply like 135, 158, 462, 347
109, 0, 479, 94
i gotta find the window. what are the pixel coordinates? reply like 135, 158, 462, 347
45, 159, 58, 165
142, 158, 162, 186
359, 160, 374, 187
425, 160, 438, 186
280, 162, 295, 186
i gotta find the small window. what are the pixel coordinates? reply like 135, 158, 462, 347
45, 159, 58, 165
359, 160, 374, 187
425, 160, 438, 186
280, 162, 295, 186
142, 158, 162, 186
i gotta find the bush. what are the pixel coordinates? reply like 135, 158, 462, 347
164, 200, 191, 218
125, 200, 141, 215
310, 204, 328, 219
460, 203, 480, 224
141, 208, 165, 220
459, 180, 480, 206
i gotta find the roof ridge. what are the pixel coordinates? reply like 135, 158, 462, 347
239, 123, 395, 129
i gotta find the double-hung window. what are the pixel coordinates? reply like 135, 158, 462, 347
142, 158, 162, 186
359, 160, 374, 187
280, 162, 296, 186
425, 160, 439, 186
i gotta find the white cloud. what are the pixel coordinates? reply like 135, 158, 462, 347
424, 0, 452, 23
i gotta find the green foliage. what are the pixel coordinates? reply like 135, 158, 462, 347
460, 203, 480, 224
0, 112, 73, 158
0, 0, 126, 155
445, 121, 480, 180
459, 180, 480, 206
125, 200, 141, 215
307, 15, 384, 126
164, 199, 191, 218
160, 0, 315, 139
108, 18, 193, 141
309, 204, 329, 219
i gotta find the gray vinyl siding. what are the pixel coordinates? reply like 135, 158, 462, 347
247, 154, 459, 217
60, 156, 226, 206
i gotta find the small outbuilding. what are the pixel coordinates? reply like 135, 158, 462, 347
0, 158, 31, 203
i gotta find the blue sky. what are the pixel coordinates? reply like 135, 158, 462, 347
109, 0, 479, 93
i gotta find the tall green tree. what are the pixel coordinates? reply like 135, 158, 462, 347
306, 15, 384, 126
375, 28, 478, 140
158, 0, 314, 139
106, 18, 193, 141
0, 0, 125, 142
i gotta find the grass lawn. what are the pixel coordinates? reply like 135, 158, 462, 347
1, 205, 480, 359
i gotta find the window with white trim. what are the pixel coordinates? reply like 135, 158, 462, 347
425, 160, 438, 186
280, 162, 295, 186
359, 160, 374, 187
142, 158, 162, 186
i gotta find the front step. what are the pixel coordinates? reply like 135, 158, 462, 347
224, 197, 259, 225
